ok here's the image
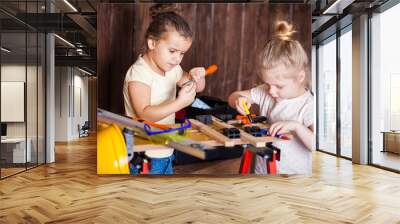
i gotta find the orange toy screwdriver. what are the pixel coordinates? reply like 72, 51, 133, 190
182, 64, 218, 87
205, 64, 218, 76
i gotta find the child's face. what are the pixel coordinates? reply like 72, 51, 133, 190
261, 64, 305, 101
147, 31, 192, 73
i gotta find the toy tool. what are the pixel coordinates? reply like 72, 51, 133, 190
182, 64, 218, 87
241, 100, 254, 123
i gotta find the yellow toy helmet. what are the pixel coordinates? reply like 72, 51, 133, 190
97, 123, 130, 174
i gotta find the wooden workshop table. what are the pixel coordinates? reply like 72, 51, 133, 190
133, 117, 283, 160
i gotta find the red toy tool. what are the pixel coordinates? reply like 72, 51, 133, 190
235, 114, 256, 125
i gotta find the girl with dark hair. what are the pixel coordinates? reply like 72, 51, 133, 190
123, 4, 206, 174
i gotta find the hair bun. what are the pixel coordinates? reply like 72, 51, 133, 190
275, 21, 296, 41
150, 4, 181, 19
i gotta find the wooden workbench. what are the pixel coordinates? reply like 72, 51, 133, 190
133, 116, 284, 160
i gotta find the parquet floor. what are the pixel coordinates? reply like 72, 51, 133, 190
1, 135, 400, 223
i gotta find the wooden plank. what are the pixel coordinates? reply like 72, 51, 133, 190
98, 108, 211, 160
240, 4, 260, 91
293, 4, 312, 63
131, 140, 207, 160
98, 4, 135, 113
189, 119, 236, 147
211, 116, 269, 148
167, 141, 206, 160
134, 135, 276, 150
244, 123, 294, 140
224, 4, 243, 99
131, 117, 285, 153
134, 144, 172, 151
194, 4, 213, 70
180, 3, 198, 70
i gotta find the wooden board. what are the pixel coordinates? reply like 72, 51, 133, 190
98, 109, 215, 160
133, 117, 285, 157
189, 119, 236, 147
211, 116, 279, 147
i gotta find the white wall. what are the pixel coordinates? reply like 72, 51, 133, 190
54, 67, 89, 141
73, 73, 89, 137
1, 65, 26, 139
1, 64, 45, 163
1, 65, 40, 138
55, 67, 69, 141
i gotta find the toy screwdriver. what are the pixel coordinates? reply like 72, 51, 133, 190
182, 64, 218, 87
242, 100, 254, 123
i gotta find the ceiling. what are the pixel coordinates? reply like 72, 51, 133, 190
0, 0, 98, 74
0, 0, 395, 75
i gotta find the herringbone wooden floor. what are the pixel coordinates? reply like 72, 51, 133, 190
1, 135, 400, 223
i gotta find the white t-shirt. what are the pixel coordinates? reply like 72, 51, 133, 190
250, 84, 314, 175
123, 56, 183, 158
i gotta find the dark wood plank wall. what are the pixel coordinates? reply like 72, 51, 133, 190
88, 77, 97, 132
97, 4, 136, 114
98, 3, 311, 115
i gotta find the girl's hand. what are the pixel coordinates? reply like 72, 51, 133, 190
269, 121, 300, 137
235, 97, 252, 116
177, 82, 196, 107
189, 67, 206, 84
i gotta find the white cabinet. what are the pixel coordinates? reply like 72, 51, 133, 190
1, 138, 32, 163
